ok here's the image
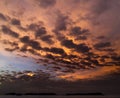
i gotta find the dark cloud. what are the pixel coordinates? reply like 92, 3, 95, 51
61, 39, 76, 49
0, 13, 7, 21
2, 40, 18, 47
80, 60, 92, 66
11, 42, 18, 46
20, 36, 41, 50
29, 40, 41, 50
61, 39, 90, 53
54, 12, 69, 32
19, 44, 38, 55
20, 36, 30, 43
67, 54, 78, 59
42, 47, 50, 51
54, 31, 66, 41
59, 60, 73, 66
1, 25, 19, 38
28, 22, 44, 31
76, 43, 90, 53
105, 61, 119, 66
20, 46, 38, 55
27, 49, 36, 54
96, 36, 105, 39
37, 0, 56, 8
35, 27, 47, 38
71, 26, 89, 36
45, 54, 55, 60
40, 35, 54, 44
69, 26, 90, 41
5, 47, 19, 52
52, 11, 70, 41
111, 55, 120, 61
3, 41, 19, 52
43, 47, 66, 56
101, 55, 110, 59
82, 56, 101, 67
75, 36, 87, 40
49, 47, 66, 55
94, 42, 111, 49
20, 45, 28, 52
100, 48, 115, 52
86, 52, 100, 59
28, 23, 39, 31
90, 59, 99, 65
11, 18, 21, 25
84, 52, 120, 67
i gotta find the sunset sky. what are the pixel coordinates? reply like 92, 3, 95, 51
0, 0, 120, 81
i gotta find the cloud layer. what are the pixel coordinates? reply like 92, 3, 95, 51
0, 0, 120, 81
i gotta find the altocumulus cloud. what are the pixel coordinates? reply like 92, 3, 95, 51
37, 0, 56, 8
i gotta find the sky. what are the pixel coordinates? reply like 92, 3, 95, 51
0, 0, 120, 81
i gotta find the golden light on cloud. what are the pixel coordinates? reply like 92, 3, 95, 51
58, 66, 120, 81
26, 72, 34, 77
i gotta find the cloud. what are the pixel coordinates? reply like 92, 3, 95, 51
94, 42, 111, 49
75, 36, 87, 40
111, 55, 120, 61
19, 45, 37, 55
96, 36, 105, 39
5, 47, 19, 52
68, 26, 90, 41
82, 0, 120, 42
2, 40, 18, 46
70, 26, 89, 36
0, 13, 7, 21
43, 47, 66, 56
67, 54, 78, 59
35, 27, 47, 38
20, 45, 28, 52
61, 39, 76, 49
76, 43, 90, 53
20, 36, 41, 50
40, 35, 54, 44
1, 25, 19, 38
29, 40, 41, 50
0, 0, 120, 81
90, 59, 99, 65
28, 23, 39, 31
91, 0, 111, 16
100, 48, 114, 52
11, 18, 21, 25
20, 36, 30, 43
27, 49, 36, 54
28, 22, 44, 31
37, 0, 56, 8
61, 39, 90, 53
49, 47, 66, 55
45, 54, 55, 60
54, 11, 69, 32
80, 60, 92, 66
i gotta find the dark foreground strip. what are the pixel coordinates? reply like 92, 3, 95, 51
66, 92, 104, 96
5, 93, 56, 96
5, 92, 104, 96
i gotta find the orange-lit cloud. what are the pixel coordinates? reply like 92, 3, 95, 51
58, 66, 120, 81
0, 0, 120, 81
